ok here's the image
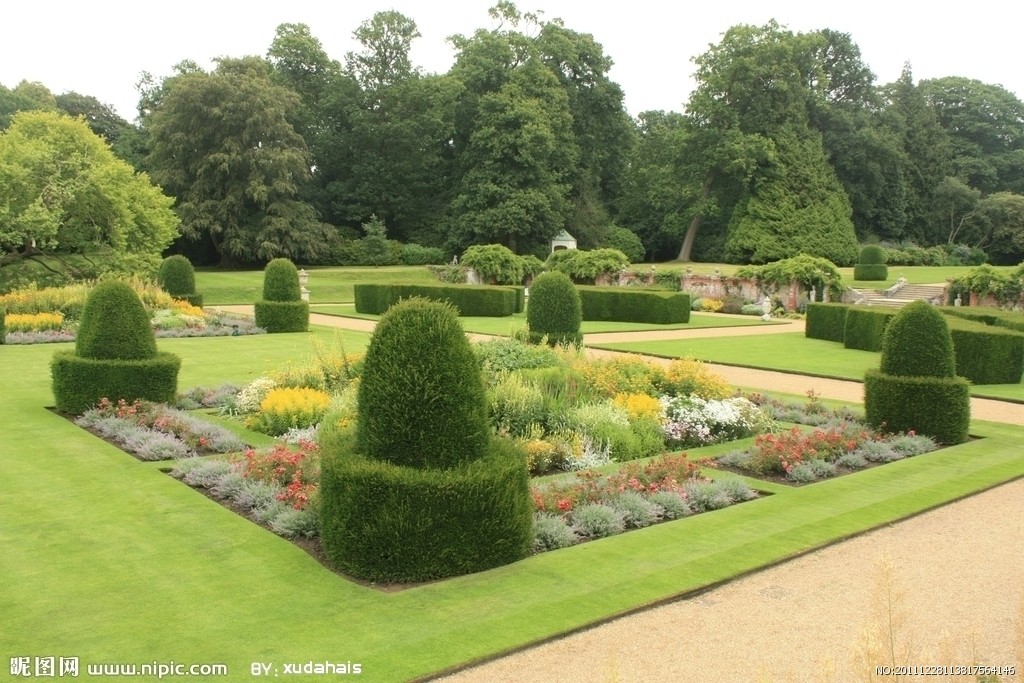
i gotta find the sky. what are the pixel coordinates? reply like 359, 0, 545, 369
3, 0, 1022, 122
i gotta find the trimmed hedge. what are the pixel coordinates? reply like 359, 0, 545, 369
864, 370, 970, 444
843, 308, 897, 351
858, 244, 888, 265
947, 318, 1024, 384
853, 264, 888, 281
805, 303, 849, 342
76, 281, 157, 360
319, 439, 533, 582
0, 308, 5, 344
576, 287, 690, 324
263, 259, 302, 302
527, 271, 582, 347
354, 283, 517, 317
880, 301, 956, 378
253, 301, 309, 333
356, 298, 489, 469
157, 255, 201, 306
51, 352, 181, 414
941, 306, 1024, 333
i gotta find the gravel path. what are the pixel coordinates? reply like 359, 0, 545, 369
215, 306, 1024, 680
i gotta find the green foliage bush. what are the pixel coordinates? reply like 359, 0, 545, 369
600, 226, 645, 264
853, 264, 888, 281
400, 243, 446, 266
864, 370, 970, 444
879, 301, 956, 378
527, 271, 582, 346
50, 353, 182, 415
318, 440, 533, 582
253, 300, 310, 333
805, 303, 849, 342
353, 283, 517, 316
736, 254, 846, 300
0, 307, 5, 344
547, 248, 629, 283
262, 258, 301, 302
857, 245, 887, 265
356, 298, 489, 468
75, 280, 157, 360
843, 308, 896, 352
157, 255, 200, 305
320, 297, 532, 581
461, 244, 525, 285
52, 279, 180, 414
576, 287, 690, 323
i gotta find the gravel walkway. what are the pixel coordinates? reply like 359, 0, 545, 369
215, 306, 1024, 680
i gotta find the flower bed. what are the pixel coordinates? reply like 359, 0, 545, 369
75, 398, 248, 460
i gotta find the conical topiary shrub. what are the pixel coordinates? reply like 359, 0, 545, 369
864, 301, 970, 443
51, 280, 181, 414
254, 258, 309, 333
527, 270, 582, 346
319, 298, 532, 582
157, 255, 202, 307
853, 245, 888, 281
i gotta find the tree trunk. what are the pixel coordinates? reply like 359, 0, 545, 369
677, 170, 716, 261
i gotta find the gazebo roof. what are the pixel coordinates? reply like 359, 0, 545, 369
552, 230, 575, 241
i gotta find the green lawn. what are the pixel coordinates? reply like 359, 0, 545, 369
310, 304, 780, 335
4, 332, 1024, 682
596, 332, 1024, 401
195, 265, 439, 305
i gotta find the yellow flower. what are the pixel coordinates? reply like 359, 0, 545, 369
5, 312, 64, 332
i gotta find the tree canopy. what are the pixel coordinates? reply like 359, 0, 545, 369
0, 111, 179, 276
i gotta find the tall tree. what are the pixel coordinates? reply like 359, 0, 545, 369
724, 127, 859, 265
146, 57, 333, 265
878, 65, 954, 243
0, 111, 179, 275
919, 76, 1024, 195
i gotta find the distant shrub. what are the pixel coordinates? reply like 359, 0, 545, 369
548, 248, 629, 284
576, 287, 690, 324
600, 226, 645, 264
527, 271, 582, 346
353, 283, 517, 317
157, 255, 202, 307
400, 243, 446, 266
262, 258, 301, 301
461, 244, 524, 284
255, 259, 308, 333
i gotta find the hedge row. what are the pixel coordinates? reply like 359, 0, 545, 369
864, 370, 970, 444
946, 317, 1024, 384
51, 352, 181, 414
576, 287, 691, 324
354, 283, 520, 316
852, 264, 888, 281
807, 303, 1024, 384
254, 301, 310, 333
804, 303, 848, 343
940, 306, 1024, 333
843, 308, 897, 352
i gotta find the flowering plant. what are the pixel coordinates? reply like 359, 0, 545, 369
747, 424, 870, 475
240, 441, 320, 510
660, 395, 768, 448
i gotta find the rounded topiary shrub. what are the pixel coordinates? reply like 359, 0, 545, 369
51, 280, 180, 414
853, 245, 888, 281
357, 297, 488, 469
319, 436, 533, 582
254, 258, 308, 333
76, 280, 158, 360
157, 255, 202, 307
262, 258, 301, 302
879, 301, 956, 378
527, 271, 582, 346
319, 297, 532, 582
864, 301, 969, 443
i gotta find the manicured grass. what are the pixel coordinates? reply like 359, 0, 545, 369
598, 332, 880, 379
4, 334, 1024, 682
195, 265, 439, 305
598, 332, 1024, 401
310, 304, 779, 335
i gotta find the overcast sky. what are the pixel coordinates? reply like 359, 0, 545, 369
4, 0, 1021, 122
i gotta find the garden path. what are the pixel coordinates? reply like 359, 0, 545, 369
211, 306, 1024, 426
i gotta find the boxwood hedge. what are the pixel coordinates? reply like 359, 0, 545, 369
843, 308, 897, 351
576, 287, 690, 324
805, 303, 849, 342
354, 283, 518, 317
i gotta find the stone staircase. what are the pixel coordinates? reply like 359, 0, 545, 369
853, 283, 947, 308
